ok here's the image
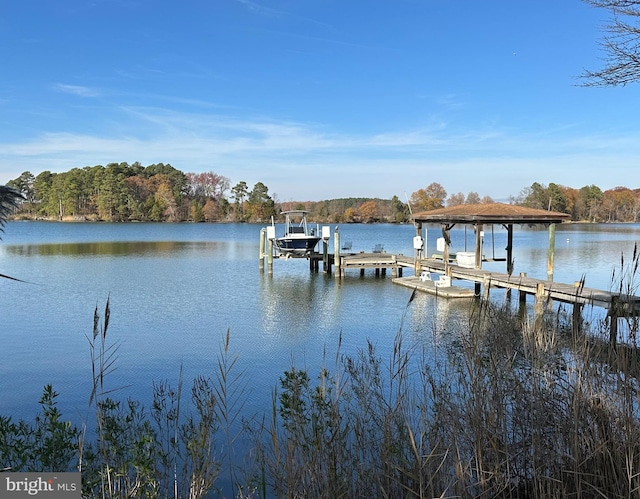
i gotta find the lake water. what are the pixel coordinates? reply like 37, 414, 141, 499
0, 221, 638, 428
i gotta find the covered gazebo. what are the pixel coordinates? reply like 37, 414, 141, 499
412, 203, 571, 281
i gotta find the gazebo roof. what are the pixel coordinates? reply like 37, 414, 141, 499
412, 202, 570, 225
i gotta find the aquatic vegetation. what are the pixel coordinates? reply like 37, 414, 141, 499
2, 293, 640, 497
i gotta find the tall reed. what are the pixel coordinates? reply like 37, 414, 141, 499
4, 259, 640, 497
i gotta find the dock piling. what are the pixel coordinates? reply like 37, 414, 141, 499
259, 228, 266, 272
547, 223, 556, 281
334, 227, 341, 278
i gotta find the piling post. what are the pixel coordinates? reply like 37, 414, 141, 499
265, 224, 276, 275
482, 275, 491, 300
259, 228, 266, 272
506, 224, 514, 276
323, 240, 329, 273
534, 282, 546, 328
392, 255, 397, 278
572, 303, 583, 337
414, 222, 423, 275
609, 296, 619, 347
443, 226, 450, 276
474, 224, 483, 298
322, 226, 331, 273
503, 223, 514, 301
519, 273, 528, 305
547, 223, 556, 281
334, 227, 341, 279
267, 238, 273, 275
572, 280, 583, 336
474, 223, 483, 269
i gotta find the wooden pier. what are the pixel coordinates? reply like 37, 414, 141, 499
260, 204, 640, 341
332, 252, 414, 277
414, 258, 640, 341
417, 259, 633, 308
289, 248, 640, 324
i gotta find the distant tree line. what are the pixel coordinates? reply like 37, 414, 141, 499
5, 163, 414, 224
6, 165, 639, 223
7, 163, 277, 223
514, 182, 640, 222
409, 181, 640, 223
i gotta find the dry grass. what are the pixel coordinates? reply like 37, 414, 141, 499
256, 292, 640, 498
4, 279, 640, 498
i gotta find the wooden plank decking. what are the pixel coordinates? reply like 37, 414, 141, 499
340, 252, 414, 271
331, 252, 640, 314
278, 246, 640, 316
418, 259, 640, 313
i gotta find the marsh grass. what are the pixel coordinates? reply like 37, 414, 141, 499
3, 272, 640, 497
255, 291, 640, 498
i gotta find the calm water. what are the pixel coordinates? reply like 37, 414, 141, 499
0, 221, 638, 425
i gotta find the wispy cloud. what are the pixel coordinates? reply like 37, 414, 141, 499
2, 105, 640, 200
234, 0, 284, 18
54, 84, 100, 97
234, 0, 337, 33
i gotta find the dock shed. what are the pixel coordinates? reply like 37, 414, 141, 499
412, 203, 571, 280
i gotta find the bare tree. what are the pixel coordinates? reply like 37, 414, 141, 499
582, 0, 640, 86
446, 192, 465, 207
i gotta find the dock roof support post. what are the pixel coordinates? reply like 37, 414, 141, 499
504, 223, 514, 301
547, 223, 556, 282
442, 223, 453, 276
474, 223, 483, 269
506, 224, 514, 276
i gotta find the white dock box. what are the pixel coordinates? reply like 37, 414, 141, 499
434, 275, 451, 287
456, 252, 476, 268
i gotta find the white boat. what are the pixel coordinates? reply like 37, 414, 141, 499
272, 210, 321, 258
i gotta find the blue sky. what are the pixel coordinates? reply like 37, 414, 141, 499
1, 0, 639, 202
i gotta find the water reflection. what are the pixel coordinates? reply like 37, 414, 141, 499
403, 292, 476, 357
259, 265, 342, 342
4, 240, 222, 257
2, 222, 640, 433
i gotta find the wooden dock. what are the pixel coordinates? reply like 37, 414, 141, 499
303, 251, 416, 275
260, 207, 640, 343
337, 252, 414, 277
304, 252, 640, 311
325, 251, 640, 336
417, 259, 640, 312
393, 274, 476, 298
259, 225, 640, 340
267, 246, 640, 314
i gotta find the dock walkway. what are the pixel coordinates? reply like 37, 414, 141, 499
418, 259, 640, 312
264, 236, 640, 322
338, 252, 414, 276
331, 252, 640, 317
